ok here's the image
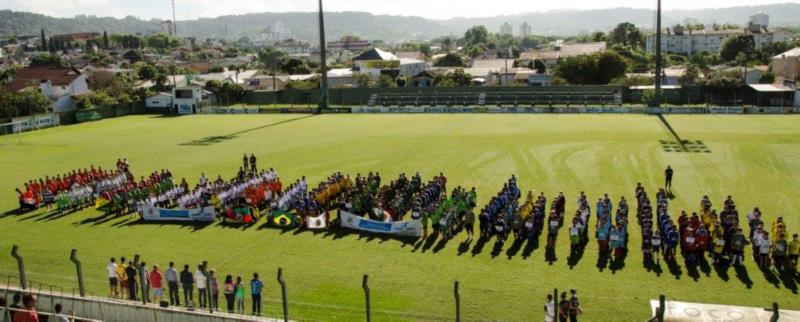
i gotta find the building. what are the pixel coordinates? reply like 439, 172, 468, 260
411, 70, 438, 87
160, 21, 175, 36
771, 47, 800, 87
646, 13, 793, 55
172, 86, 202, 114
352, 48, 426, 80
4, 66, 90, 112
146, 92, 173, 108
500, 23, 513, 36
50, 33, 101, 42
520, 22, 532, 37
327, 36, 371, 52
519, 42, 607, 68
327, 68, 356, 88
274, 39, 311, 56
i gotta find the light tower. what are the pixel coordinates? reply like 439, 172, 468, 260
318, 0, 330, 110
172, 0, 178, 36
653, 0, 663, 108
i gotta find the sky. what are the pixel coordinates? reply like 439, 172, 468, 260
1, 0, 797, 20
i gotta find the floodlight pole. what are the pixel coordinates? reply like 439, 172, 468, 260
318, 0, 330, 110
653, 0, 663, 108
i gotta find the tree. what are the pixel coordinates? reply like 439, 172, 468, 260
609, 75, 653, 86
679, 65, 700, 86
702, 71, 744, 99
555, 51, 628, 84
609, 22, 644, 49
103, 31, 109, 49
378, 75, 397, 88
76, 91, 117, 110
720, 35, 755, 62
759, 71, 775, 84
30, 52, 65, 67
463, 26, 489, 46
209, 66, 225, 73
419, 44, 432, 58
14, 90, 51, 115
135, 63, 158, 81
433, 53, 466, 67
258, 48, 287, 72
532, 59, 547, 74
441, 37, 453, 53
396, 76, 408, 88
354, 74, 374, 88
591, 31, 606, 42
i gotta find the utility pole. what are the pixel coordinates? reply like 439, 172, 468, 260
318, 0, 330, 110
653, 0, 663, 107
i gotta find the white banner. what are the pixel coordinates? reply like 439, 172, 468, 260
140, 206, 216, 222
339, 210, 422, 237
650, 300, 800, 321
306, 212, 328, 229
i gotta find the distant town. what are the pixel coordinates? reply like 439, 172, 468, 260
0, 9, 799, 117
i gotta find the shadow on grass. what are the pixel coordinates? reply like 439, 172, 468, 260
734, 265, 754, 289
713, 263, 730, 282
179, 115, 315, 146
545, 246, 557, 265
470, 236, 489, 257
113, 218, 213, 232
457, 239, 473, 256
567, 239, 588, 269
504, 237, 525, 259
521, 237, 540, 259
667, 259, 683, 280
74, 211, 121, 226
0, 208, 28, 219
609, 249, 628, 273
644, 257, 664, 277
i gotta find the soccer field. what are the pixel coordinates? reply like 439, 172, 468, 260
1, 114, 799, 321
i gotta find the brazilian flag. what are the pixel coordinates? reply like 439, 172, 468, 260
272, 211, 298, 228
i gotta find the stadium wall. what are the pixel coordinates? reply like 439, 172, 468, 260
73, 103, 147, 124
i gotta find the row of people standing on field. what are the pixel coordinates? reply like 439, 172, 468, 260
106, 257, 266, 316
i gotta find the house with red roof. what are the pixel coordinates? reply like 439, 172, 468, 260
5, 66, 91, 112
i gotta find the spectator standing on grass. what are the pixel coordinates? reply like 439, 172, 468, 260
250, 154, 257, 174
124, 261, 138, 301
47, 303, 69, 322
789, 234, 800, 273
166, 262, 180, 306
195, 265, 208, 309
180, 265, 194, 307
150, 265, 163, 304
557, 292, 570, 322
209, 270, 219, 310
544, 294, 555, 322
730, 228, 748, 266
235, 276, 246, 314
569, 289, 582, 322
107, 258, 118, 298
664, 166, 673, 190
116, 257, 128, 300
13, 293, 38, 322
141, 262, 150, 303
223, 275, 235, 313
242, 154, 249, 174
251, 273, 263, 316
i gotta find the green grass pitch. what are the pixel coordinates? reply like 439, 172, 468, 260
0, 114, 798, 321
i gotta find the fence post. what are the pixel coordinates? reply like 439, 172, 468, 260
277, 268, 288, 322
11, 245, 26, 289
454, 281, 461, 322
362, 274, 371, 322
133, 254, 147, 305
657, 295, 666, 322
70, 249, 85, 297
770, 302, 779, 322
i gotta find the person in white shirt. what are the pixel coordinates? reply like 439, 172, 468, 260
544, 294, 555, 322
107, 258, 119, 298
195, 266, 208, 309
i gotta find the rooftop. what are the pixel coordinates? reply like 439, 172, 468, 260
5, 66, 83, 92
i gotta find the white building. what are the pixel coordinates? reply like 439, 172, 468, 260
352, 48, 427, 80
172, 86, 202, 114
647, 13, 793, 55
146, 92, 173, 108
500, 23, 513, 36
5, 66, 90, 112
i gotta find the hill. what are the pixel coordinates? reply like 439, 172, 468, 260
1, 3, 799, 42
